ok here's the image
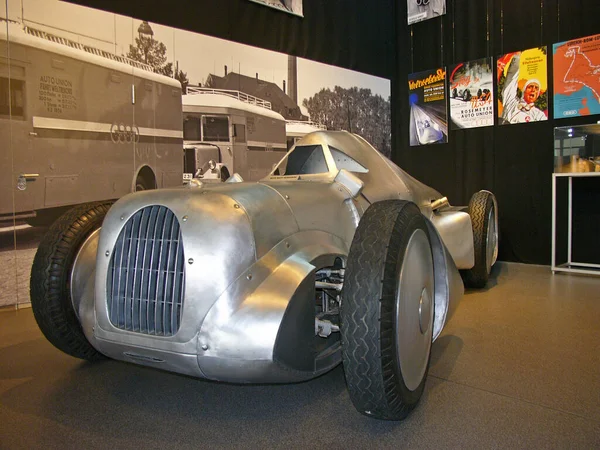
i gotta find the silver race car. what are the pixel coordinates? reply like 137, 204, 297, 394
30, 131, 498, 420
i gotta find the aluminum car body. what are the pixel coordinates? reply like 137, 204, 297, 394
72, 131, 476, 383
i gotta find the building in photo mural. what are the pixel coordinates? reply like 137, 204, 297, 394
407, 0, 446, 25
449, 57, 494, 129
553, 33, 600, 119
408, 67, 448, 146
497, 47, 548, 125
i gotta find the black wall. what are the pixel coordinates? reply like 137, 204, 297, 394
394, 0, 600, 264
70, 0, 599, 264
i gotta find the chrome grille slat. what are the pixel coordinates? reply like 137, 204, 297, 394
107, 206, 185, 336
163, 213, 177, 335
153, 207, 168, 335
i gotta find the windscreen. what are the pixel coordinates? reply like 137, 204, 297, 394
272, 145, 329, 176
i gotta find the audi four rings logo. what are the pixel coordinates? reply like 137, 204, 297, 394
110, 123, 140, 143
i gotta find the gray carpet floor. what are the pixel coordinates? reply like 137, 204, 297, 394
1, 262, 599, 449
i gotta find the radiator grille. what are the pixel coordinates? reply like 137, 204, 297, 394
107, 206, 185, 336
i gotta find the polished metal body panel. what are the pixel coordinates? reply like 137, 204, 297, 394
74, 130, 477, 383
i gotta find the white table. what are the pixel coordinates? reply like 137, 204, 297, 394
551, 171, 600, 275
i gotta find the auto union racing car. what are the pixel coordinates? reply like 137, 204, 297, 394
30, 131, 498, 421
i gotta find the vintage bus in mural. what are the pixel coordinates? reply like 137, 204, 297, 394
182, 87, 287, 182
285, 120, 327, 149
0, 21, 183, 225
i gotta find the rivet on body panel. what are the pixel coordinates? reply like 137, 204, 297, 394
247, 274, 253, 280
234, 204, 240, 209
188, 258, 194, 265
201, 344, 209, 351
120, 216, 124, 220
105, 250, 110, 257
182, 215, 188, 222
285, 195, 290, 199
286, 242, 290, 248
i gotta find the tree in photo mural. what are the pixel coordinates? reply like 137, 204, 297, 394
303, 86, 392, 157
127, 20, 189, 90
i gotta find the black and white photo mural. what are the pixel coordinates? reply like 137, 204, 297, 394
0, 0, 390, 307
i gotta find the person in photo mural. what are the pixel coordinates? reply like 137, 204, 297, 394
499, 53, 547, 124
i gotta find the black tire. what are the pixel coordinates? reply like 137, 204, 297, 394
30, 201, 113, 361
462, 191, 498, 289
341, 200, 435, 420
135, 170, 156, 192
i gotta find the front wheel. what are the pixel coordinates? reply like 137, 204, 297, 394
30, 202, 112, 360
341, 200, 435, 420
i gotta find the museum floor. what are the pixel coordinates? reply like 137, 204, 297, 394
1, 262, 599, 449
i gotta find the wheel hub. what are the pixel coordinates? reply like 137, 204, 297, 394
418, 287, 432, 334
396, 228, 434, 392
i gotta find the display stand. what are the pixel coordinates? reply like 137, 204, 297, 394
551, 172, 600, 275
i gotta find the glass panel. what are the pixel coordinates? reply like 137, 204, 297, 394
183, 113, 202, 140
272, 144, 328, 175
203, 115, 229, 142
328, 146, 369, 173
554, 124, 600, 173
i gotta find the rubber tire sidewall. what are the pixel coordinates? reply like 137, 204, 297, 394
30, 202, 112, 360
341, 200, 434, 420
462, 191, 496, 288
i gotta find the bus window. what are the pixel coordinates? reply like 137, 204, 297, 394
0, 77, 25, 118
203, 115, 229, 142
233, 124, 246, 143
183, 114, 201, 140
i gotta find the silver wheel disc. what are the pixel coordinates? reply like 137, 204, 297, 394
485, 206, 498, 273
396, 228, 434, 392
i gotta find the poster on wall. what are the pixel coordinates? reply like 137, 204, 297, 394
0, 0, 389, 306
497, 47, 548, 125
553, 33, 600, 119
407, 0, 446, 25
246, 0, 303, 17
408, 68, 448, 146
449, 57, 494, 129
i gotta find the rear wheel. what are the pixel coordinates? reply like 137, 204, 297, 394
462, 191, 498, 288
341, 200, 434, 420
30, 202, 112, 360
135, 167, 157, 191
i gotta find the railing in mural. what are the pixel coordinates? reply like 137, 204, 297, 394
23, 25, 155, 72
285, 120, 327, 130
186, 87, 273, 110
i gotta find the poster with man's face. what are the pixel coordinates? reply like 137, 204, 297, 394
407, 0, 446, 25
497, 47, 548, 125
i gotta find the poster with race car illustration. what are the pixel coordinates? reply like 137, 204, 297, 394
449, 57, 494, 129
407, 0, 446, 25
497, 47, 548, 125
408, 68, 448, 146
553, 33, 600, 119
